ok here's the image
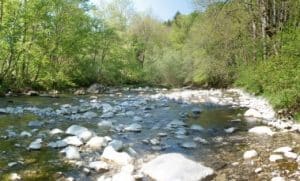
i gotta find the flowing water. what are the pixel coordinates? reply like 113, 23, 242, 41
0, 89, 299, 180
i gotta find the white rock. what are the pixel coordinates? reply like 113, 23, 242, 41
269, 155, 284, 162
101, 146, 133, 165
89, 161, 109, 172
273, 146, 293, 153
20, 131, 32, 137
142, 153, 214, 181
283, 152, 298, 159
255, 167, 262, 174
65, 125, 93, 141
60, 146, 81, 160
50, 128, 64, 135
9, 173, 21, 181
124, 123, 142, 132
243, 150, 258, 159
28, 138, 42, 150
63, 136, 83, 147
112, 165, 134, 181
86, 136, 107, 150
108, 140, 123, 151
244, 108, 263, 118
271, 177, 285, 181
248, 126, 274, 136
224, 127, 236, 134
102, 103, 113, 113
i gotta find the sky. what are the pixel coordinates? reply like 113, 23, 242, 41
91, 0, 195, 21
132, 0, 195, 21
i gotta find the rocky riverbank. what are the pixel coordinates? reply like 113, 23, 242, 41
0, 87, 300, 181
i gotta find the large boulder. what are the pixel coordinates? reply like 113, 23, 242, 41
87, 83, 107, 94
141, 153, 214, 181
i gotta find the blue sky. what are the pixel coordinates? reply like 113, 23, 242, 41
132, 0, 195, 20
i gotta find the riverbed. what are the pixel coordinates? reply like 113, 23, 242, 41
0, 88, 299, 181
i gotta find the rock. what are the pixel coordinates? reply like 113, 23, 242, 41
28, 121, 44, 128
112, 165, 135, 181
273, 146, 293, 153
86, 136, 107, 150
87, 83, 106, 94
63, 136, 83, 147
283, 152, 298, 159
82, 111, 97, 119
65, 125, 93, 142
142, 153, 214, 181
192, 108, 202, 114
271, 177, 285, 181
28, 138, 42, 150
26, 90, 39, 96
48, 140, 68, 148
8, 162, 18, 167
255, 167, 263, 174
60, 146, 81, 160
101, 146, 133, 165
9, 173, 21, 181
150, 138, 160, 145
193, 137, 209, 144
133, 116, 143, 122
167, 119, 186, 128
101, 112, 114, 118
224, 127, 236, 134
74, 89, 86, 95
102, 103, 113, 113
20, 131, 32, 137
89, 161, 109, 172
248, 126, 274, 136
124, 123, 142, 132
180, 142, 197, 149
98, 120, 113, 128
243, 150, 258, 159
50, 128, 64, 135
108, 140, 123, 151
190, 124, 204, 132
269, 155, 284, 162
244, 108, 262, 118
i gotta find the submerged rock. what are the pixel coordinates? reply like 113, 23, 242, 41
180, 142, 197, 149
48, 140, 68, 148
142, 153, 214, 181
28, 121, 44, 128
124, 123, 142, 132
190, 124, 204, 132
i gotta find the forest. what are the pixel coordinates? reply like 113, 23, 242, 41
0, 0, 299, 117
